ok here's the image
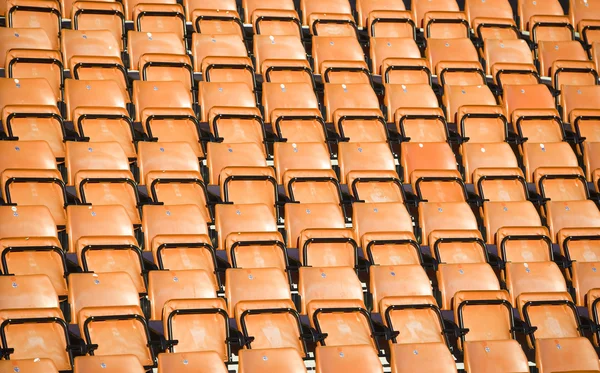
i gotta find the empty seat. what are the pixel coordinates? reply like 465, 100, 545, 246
482, 201, 542, 244
128, 31, 185, 73
333, 109, 388, 143
419, 202, 479, 245
285, 203, 345, 248
337, 142, 396, 184
312, 36, 368, 83
6, 48, 62, 103
148, 269, 217, 320
131, 3, 186, 39
423, 11, 469, 39
71, 1, 126, 50
361, 231, 421, 265
142, 204, 210, 253
443, 84, 497, 124
370, 264, 433, 313
239, 348, 307, 373
0, 358, 59, 373
385, 83, 439, 122
298, 228, 356, 267
462, 142, 519, 183
0, 274, 59, 310
0, 308, 72, 371
426, 38, 479, 74
198, 82, 256, 122
206, 142, 266, 185
226, 231, 287, 270
162, 298, 229, 359
546, 200, 600, 242
62, 30, 128, 100
401, 142, 457, 183
412, 169, 467, 203
465, 0, 516, 39
347, 170, 404, 203
225, 268, 291, 315
298, 265, 364, 312
220, 166, 277, 209
474, 167, 528, 202
0, 205, 58, 245
538, 40, 588, 78
518, 0, 565, 31
323, 83, 380, 123
535, 337, 600, 373
352, 202, 413, 244
506, 261, 567, 304
273, 142, 331, 184
315, 345, 382, 373
64, 141, 130, 187
66, 205, 134, 253
438, 262, 501, 310
0, 28, 54, 67
483, 38, 536, 78
253, 34, 308, 75
73, 355, 145, 373
263, 82, 319, 122
284, 169, 342, 204
157, 351, 228, 373
64, 79, 128, 126
464, 339, 529, 373
370, 38, 421, 77
215, 203, 277, 250
390, 342, 457, 373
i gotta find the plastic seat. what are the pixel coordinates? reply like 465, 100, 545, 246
425, 38, 479, 74
412, 0, 460, 30
215, 203, 277, 250
315, 345, 382, 373
220, 166, 277, 209
390, 342, 457, 373
142, 204, 210, 255
518, 0, 565, 32
0, 206, 58, 246
285, 203, 345, 248
64, 141, 130, 186
298, 229, 357, 267
385, 83, 439, 122
546, 200, 600, 242
506, 261, 567, 305
0, 308, 72, 371
225, 268, 291, 315
197, 82, 256, 122
483, 38, 536, 78
263, 82, 319, 123
366, 10, 414, 38
419, 202, 479, 245
0, 359, 59, 373
250, 9, 301, 37
324, 83, 380, 123
496, 226, 553, 267
464, 339, 529, 373
456, 105, 508, 143
127, 31, 185, 73
148, 269, 217, 320
157, 351, 228, 373
400, 142, 458, 183
438, 262, 501, 310
64, 79, 128, 127
361, 231, 420, 265
370, 38, 421, 76
162, 298, 229, 359
298, 266, 364, 314
0, 28, 54, 67
71, 1, 126, 50
474, 168, 528, 202
352, 202, 414, 244
131, 3, 186, 40
534, 167, 588, 202
538, 40, 588, 78
370, 264, 433, 313
346, 170, 404, 203
561, 85, 600, 122
192, 33, 253, 89
66, 205, 134, 253
73, 355, 145, 373
422, 11, 469, 39
331, 108, 388, 143
502, 84, 556, 124
535, 337, 600, 373
133, 81, 203, 158
68, 272, 153, 366
462, 142, 519, 183
206, 142, 267, 185
238, 348, 307, 373
337, 142, 396, 184
301, 0, 353, 29
5, 48, 62, 104
235, 299, 306, 356
551, 60, 598, 91
283, 169, 342, 204
226, 232, 287, 270
517, 292, 580, 348
452, 290, 514, 349
209, 107, 266, 152
273, 142, 331, 185
411, 170, 466, 203
482, 201, 542, 244
312, 36, 368, 83
0, 237, 67, 297
435, 61, 486, 87
253, 34, 308, 76
62, 30, 128, 100
6, 0, 59, 45
185, 0, 240, 34
443, 84, 497, 124
0, 274, 59, 311
272, 109, 326, 143
465, 0, 518, 40
138, 53, 194, 94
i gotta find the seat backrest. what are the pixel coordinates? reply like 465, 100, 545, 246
505, 261, 567, 304
464, 339, 529, 373
315, 345, 382, 373
132, 80, 193, 120
298, 266, 363, 314
413, 0, 459, 28
239, 348, 307, 373
473, 168, 527, 202
462, 142, 519, 183
483, 39, 534, 75
157, 351, 228, 373
142, 203, 208, 248
518, 0, 564, 30
538, 41, 588, 77
452, 290, 513, 343
0, 358, 59, 373
65, 141, 130, 186
535, 337, 600, 373
225, 268, 291, 315
66, 205, 134, 253
352, 202, 413, 242
419, 202, 479, 245
68, 272, 140, 324
401, 142, 458, 182
390, 342, 457, 373
437, 263, 501, 309
137, 142, 200, 186
0, 78, 57, 114
74, 355, 146, 373
61, 29, 121, 63
0, 205, 57, 240
0, 140, 57, 175
0, 274, 59, 310
426, 38, 479, 73
0, 28, 53, 66
483, 201, 542, 244
323, 83, 380, 123
443, 84, 497, 123
253, 34, 307, 74
560, 85, 600, 121
534, 167, 588, 201
385, 83, 439, 122
370, 264, 433, 313
148, 269, 217, 320
263, 82, 319, 122
273, 142, 331, 184
546, 200, 600, 241
311, 36, 365, 75
465, 0, 513, 23
338, 142, 396, 184
503, 84, 555, 120
127, 31, 185, 70
215, 203, 277, 250
64, 79, 127, 120
284, 203, 345, 248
